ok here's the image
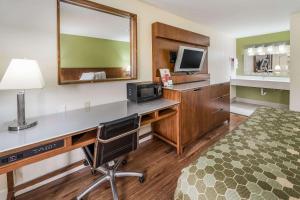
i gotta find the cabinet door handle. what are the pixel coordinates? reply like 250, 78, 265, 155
213, 108, 224, 114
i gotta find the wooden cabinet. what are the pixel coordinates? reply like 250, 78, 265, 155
180, 87, 210, 145
153, 82, 230, 151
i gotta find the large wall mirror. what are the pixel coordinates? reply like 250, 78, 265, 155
243, 43, 290, 76
57, 0, 137, 84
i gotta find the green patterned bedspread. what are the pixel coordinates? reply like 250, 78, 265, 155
174, 107, 300, 200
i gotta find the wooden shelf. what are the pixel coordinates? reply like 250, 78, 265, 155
71, 130, 97, 147
157, 108, 177, 121
141, 112, 156, 126
158, 108, 176, 116
141, 107, 177, 126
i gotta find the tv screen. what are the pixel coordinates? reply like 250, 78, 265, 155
174, 46, 206, 72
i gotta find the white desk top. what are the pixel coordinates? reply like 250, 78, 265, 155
0, 99, 179, 154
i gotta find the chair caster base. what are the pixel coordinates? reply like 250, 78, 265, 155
122, 160, 127, 165
139, 175, 145, 183
83, 160, 89, 166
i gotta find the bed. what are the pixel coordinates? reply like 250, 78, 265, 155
174, 107, 300, 200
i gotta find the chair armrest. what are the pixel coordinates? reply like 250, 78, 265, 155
97, 128, 139, 144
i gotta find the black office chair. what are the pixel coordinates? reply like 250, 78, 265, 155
77, 113, 145, 200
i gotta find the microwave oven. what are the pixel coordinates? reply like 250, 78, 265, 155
127, 82, 162, 103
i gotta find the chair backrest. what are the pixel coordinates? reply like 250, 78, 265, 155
93, 113, 140, 168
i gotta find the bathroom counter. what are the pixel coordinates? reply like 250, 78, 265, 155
230, 75, 290, 90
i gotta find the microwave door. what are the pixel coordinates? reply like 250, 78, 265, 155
139, 87, 155, 98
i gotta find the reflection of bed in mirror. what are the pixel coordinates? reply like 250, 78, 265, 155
57, 0, 137, 84
60, 67, 130, 81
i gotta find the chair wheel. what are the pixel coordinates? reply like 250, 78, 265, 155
122, 160, 127, 165
83, 160, 89, 166
139, 175, 145, 183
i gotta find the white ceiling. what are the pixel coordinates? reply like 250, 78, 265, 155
141, 0, 300, 38
60, 2, 130, 42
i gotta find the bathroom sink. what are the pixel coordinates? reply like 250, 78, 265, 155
230, 75, 290, 90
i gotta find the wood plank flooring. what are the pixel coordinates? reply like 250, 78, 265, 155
16, 113, 247, 200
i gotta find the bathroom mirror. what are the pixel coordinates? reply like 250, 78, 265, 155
243, 43, 290, 76
57, 0, 137, 84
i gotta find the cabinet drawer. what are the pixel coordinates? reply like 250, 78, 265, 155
210, 94, 230, 113
212, 108, 230, 127
210, 83, 230, 99
207, 94, 230, 130
218, 94, 230, 111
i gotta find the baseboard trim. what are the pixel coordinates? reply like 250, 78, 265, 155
15, 160, 84, 194
235, 97, 289, 109
16, 164, 85, 196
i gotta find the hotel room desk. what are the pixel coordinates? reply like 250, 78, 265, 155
0, 99, 179, 199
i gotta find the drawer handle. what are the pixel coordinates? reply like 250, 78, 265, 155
193, 88, 202, 91
218, 94, 229, 99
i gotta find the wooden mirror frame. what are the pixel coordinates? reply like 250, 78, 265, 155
57, 0, 137, 85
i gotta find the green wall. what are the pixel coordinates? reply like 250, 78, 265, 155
60, 34, 130, 68
236, 86, 289, 105
235, 31, 290, 105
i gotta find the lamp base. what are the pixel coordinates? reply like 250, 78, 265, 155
8, 120, 38, 131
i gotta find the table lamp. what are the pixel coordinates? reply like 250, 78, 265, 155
0, 59, 45, 131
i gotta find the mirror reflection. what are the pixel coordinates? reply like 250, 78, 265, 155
58, 1, 136, 84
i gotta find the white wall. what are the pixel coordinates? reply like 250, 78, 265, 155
290, 12, 300, 111
0, 0, 235, 197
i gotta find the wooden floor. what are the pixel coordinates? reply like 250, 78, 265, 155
17, 113, 247, 200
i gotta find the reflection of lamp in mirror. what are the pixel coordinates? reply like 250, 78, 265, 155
274, 65, 281, 75
123, 65, 131, 77
274, 54, 281, 74
274, 65, 281, 71
0, 59, 45, 131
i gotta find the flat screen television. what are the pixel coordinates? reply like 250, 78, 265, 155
174, 46, 206, 72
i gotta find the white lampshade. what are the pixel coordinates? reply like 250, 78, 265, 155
0, 59, 45, 90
